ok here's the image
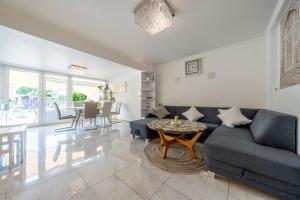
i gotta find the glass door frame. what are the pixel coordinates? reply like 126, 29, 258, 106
42, 73, 71, 125
5, 66, 43, 127
0, 65, 105, 128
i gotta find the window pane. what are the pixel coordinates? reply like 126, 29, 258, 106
4, 70, 39, 125
72, 78, 103, 104
45, 74, 68, 123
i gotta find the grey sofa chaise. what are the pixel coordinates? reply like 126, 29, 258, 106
129, 106, 300, 200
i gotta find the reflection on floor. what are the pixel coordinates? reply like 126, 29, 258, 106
0, 122, 279, 200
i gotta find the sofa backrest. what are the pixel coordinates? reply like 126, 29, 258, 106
250, 109, 297, 152
164, 106, 177, 118
164, 106, 258, 124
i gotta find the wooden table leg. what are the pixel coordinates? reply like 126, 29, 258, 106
157, 130, 176, 159
176, 132, 203, 160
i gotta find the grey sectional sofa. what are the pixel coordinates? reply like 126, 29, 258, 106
129, 106, 300, 200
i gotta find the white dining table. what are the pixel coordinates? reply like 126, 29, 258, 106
67, 106, 102, 130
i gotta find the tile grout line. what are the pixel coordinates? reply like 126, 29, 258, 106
147, 174, 174, 200
109, 150, 141, 166
113, 174, 146, 200
73, 153, 134, 189
164, 184, 193, 200
165, 176, 201, 200
73, 164, 143, 199
73, 168, 91, 191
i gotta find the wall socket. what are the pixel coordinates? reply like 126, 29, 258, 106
208, 72, 216, 79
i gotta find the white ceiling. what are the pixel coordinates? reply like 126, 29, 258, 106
0, 25, 138, 80
0, 0, 277, 67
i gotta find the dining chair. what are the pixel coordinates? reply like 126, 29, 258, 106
54, 102, 76, 132
84, 102, 98, 130
110, 102, 122, 124
97, 102, 112, 127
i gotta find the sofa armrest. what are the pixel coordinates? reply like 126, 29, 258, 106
250, 109, 297, 152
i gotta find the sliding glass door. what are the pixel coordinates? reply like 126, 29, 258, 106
0, 66, 105, 127
44, 74, 68, 123
6, 69, 40, 126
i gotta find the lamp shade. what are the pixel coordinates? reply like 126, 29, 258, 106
135, 0, 174, 35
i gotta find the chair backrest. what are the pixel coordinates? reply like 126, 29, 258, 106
84, 102, 98, 119
102, 102, 113, 117
112, 102, 122, 113
53, 102, 62, 120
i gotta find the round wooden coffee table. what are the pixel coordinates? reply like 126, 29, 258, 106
148, 119, 207, 160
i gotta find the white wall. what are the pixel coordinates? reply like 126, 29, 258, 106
154, 38, 266, 108
265, 1, 300, 154
0, 65, 4, 99
0, 65, 8, 103
109, 70, 141, 121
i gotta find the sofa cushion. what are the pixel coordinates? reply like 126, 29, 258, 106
217, 107, 252, 127
196, 107, 222, 124
198, 122, 219, 142
204, 126, 300, 186
130, 118, 157, 139
145, 113, 158, 118
130, 118, 155, 130
161, 106, 258, 124
174, 106, 190, 119
240, 108, 259, 120
250, 109, 297, 152
164, 106, 177, 118
183, 106, 204, 121
151, 106, 170, 119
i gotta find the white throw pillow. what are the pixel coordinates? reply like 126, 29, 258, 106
182, 107, 204, 121
217, 107, 252, 127
151, 106, 170, 119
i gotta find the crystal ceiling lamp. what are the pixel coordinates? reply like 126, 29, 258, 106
134, 0, 174, 35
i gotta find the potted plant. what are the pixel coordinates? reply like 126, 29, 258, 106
72, 92, 87, 106
98, 83, 115, 102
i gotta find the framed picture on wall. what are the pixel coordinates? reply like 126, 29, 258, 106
280, 0, 300, 89
185, 59, 201, 76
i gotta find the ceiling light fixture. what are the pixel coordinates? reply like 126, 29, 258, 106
134, 0, 174, 35
68, 64, 87, 75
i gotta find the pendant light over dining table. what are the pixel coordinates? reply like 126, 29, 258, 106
134, 0, 174, 35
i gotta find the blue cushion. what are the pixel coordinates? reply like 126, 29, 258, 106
250, 109, 297, 152
197, 107, 223, 124
174, 106, 190, 119
240, 108, 258, 120
164, 106, 177, 118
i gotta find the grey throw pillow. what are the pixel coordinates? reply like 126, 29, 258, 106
151, 106, 170, 119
